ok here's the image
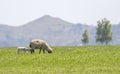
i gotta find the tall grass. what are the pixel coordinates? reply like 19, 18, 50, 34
0, 46, 120, 74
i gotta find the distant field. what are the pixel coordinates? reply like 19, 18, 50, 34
0, 46, 120, 74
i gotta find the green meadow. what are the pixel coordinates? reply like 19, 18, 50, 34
0, 46, 120, 74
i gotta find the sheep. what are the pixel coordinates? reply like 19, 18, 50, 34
17, 47, 31, 54
29, 39, 53, 54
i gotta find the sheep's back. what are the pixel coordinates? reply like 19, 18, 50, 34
30, 39, 48, 49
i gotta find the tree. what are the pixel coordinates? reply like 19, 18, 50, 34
96, 18, 112, 45
82, 29, 89, 45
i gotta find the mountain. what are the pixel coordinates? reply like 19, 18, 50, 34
0, 15, 119, 47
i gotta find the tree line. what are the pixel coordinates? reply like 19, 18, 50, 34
81, 18, 112, 45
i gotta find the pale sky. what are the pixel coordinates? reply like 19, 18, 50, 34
0, 0, 120, 26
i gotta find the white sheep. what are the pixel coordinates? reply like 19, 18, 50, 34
29, 39, 53, 54
17, 47, 31, 54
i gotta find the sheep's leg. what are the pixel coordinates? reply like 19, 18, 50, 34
43, 49, 45, 53
32, 49, 35, 53
17, 49, 20, 54
23, 50, 26, 54
39, 49, 41, 54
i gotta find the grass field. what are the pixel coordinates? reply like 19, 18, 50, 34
0, 46, 120, 74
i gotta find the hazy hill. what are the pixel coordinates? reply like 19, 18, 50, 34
0, 15, 119, 47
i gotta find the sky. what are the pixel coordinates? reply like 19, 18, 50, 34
0, 0, 120, 26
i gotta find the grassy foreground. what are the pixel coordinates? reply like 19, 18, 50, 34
0, 46, 120, 74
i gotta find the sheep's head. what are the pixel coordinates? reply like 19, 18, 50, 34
47, 48, 53, 53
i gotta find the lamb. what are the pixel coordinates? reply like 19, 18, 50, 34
17, 47, 31, 54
